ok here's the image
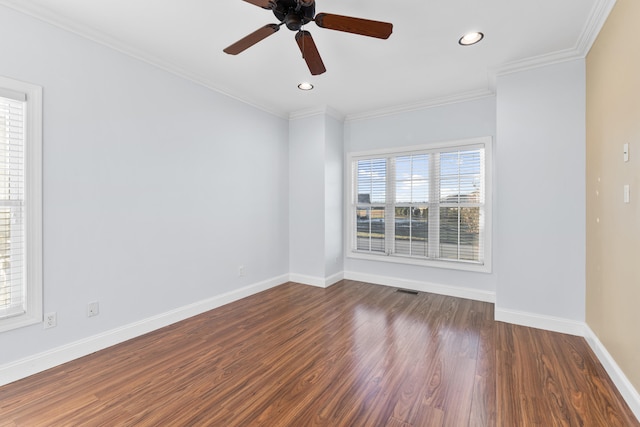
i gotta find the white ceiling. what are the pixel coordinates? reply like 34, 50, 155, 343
0, 0, 610, 118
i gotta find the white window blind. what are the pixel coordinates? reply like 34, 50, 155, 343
0, 76, 42, 332
349, 138, 491, 272
0, 94, 26, 320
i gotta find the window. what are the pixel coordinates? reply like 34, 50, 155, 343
0, 76, 42, 332
347, 137, 491, 272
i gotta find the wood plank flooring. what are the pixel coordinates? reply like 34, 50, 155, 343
0, 280, 637, 426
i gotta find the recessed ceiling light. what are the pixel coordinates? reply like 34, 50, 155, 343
298, 82, 314, 91
458, 32, 484, 46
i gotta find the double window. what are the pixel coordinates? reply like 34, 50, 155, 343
0, 77, 42, 332
347, 137, 491, 272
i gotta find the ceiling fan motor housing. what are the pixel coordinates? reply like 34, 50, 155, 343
273, 0, 315, 31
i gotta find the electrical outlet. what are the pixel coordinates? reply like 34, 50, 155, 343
44, 312, 57, 329
87, 301, 99, 317
238, 265, 245, 277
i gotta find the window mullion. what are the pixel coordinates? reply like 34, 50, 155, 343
409, 157, 413, 257
351, 160, 357, 252
428, 153, 439, 259
386, 157, 395, 256
457, 205, 461, 260
457, 151, 461, 260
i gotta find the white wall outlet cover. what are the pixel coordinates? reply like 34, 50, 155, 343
44, 312, 57, 329
88, 302, 99, 317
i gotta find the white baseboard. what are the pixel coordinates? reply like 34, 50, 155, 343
494, 309, 640, 422
289, 272, 344, 288
4, 272, 638, 424
584, 326, 640, 421
343, 271, 496, 303
0, 274, 289, 387
494, 307, 587, 336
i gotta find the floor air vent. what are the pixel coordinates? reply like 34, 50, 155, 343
396, 288, 419, 295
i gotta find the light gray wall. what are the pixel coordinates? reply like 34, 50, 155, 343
343, 97, 498, 294
0, 3, 590, 373
289, 113, 344, 282
289, 115, 326, 279
0, 5, 289, 364
496, 59, 586, 322
324, 115, 344, 277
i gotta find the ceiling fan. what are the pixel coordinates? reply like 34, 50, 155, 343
223, 0, 393, 75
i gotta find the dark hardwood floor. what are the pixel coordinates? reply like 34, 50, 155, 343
0, 281, 637, 426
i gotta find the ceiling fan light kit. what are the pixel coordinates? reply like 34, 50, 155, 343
224, 0, 393, 76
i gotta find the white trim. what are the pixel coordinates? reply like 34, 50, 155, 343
584, 326, 640, 421
0, 87, 26, 102
324, 272, 344, 287
0, 75, 43, 333
0, 274, 288, 387
4, 270, 639, 423
344, 90, 494, 123
492, 0, 616, 82
289, 106, 345, 122
25, 77, 43, 331
344, 271, 495, 303
345, 137, 493, 274
575, 0, 617, 56
289, 272, 344, 289
347, 137, 490, 159
0, 0, 614, 121
494, 307, 587, 337
289, 273, 325, 287
493, 307, 640, 421
346, 251, 490, 273
0, 1, 288, 120
492, 48, 582, 80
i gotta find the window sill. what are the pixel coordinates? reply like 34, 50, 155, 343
0, 312, 40, 333
347, 250, 492, 273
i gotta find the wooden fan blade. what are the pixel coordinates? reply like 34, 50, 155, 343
315, 13, 393, 39
295, 31, 326, 76
224, 24, 280, 55
242, 0, 275, 9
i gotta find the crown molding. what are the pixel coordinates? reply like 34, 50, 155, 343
0, 0, 289, 119
297, 0, 616, 120
344, 89, 495, 123
289, 106, 345, 122
576, 0, 617, 56
0, 0, 616, 122
493, 0, 616, 80
488, 46, 582, 91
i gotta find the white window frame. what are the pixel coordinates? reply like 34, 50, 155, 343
0, 76, 43, 332
345, 137, 492, 273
